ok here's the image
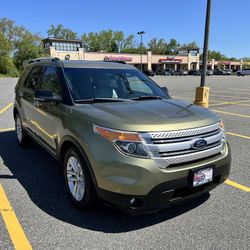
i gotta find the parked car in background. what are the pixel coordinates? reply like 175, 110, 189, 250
237, 68, 250, 76
156, 69, 170, 76
173, 69, 188, 76
164, 69, 174, 75
163, 70, 171, 76
213, 69, 225, 75
206, 70, 214, 76
223, 69, 232, 75
213, 69, 231, 75
188, 69, 201, 76
144, 69, 155, 77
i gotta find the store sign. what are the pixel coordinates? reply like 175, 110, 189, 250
104, 56, 132, 62
159, 57, 182, 63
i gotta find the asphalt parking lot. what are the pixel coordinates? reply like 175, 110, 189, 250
0, 76, 249, 250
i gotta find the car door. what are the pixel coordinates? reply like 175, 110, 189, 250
33, 66, 65, 152
20, 66, 44, 134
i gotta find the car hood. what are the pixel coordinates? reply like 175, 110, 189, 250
72, 98, 220, 132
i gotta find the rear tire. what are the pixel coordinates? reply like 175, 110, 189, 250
15, 113, 29, 146
63, 147, 97, 210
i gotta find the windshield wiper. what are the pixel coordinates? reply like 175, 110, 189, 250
75, 98, 94, 103
130, 96, 163, 101
75, 98, 130, 103
93, 98, 130, 102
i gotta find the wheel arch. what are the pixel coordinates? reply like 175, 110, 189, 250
59, 136, 98, 188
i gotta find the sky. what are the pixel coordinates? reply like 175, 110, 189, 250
0, 0, 249, 58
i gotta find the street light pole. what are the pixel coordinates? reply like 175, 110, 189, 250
201, 0, 212, 87
137, 31, 145, 71
194, 0, 212, 108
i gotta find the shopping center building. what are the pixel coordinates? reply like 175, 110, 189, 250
43, 38, 245, 71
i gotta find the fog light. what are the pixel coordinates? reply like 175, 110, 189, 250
129, 198, 144, 209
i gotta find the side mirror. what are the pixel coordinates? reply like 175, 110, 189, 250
34, 89, 62, 103
161, 86, 169, 95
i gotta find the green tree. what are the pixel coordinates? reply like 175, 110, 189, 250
98, 29, 115, 52
166, 39, 180, 54
241, 57, 250, 61
82, 30, 129, 53
181, 41, 199, 49
0, 31, 12, 57
0, 31, 18, 76
0, 18, 45, 73
121, 46, 147, 54
0, 18, 16, 43
207, 50, 227, 61
120, 34, 135, 51
148, 38, 168, 54
82, 32, 101, 51
47, 24, 77, 39
113, 31, 124, 52
14, 30, 44, 70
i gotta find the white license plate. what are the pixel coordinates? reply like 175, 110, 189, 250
193, 167, 213, 187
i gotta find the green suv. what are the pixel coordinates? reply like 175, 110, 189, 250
14, 58, 231, 214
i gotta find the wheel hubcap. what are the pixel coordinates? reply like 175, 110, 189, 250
16, 117, 23, 142
66, 156, 85, 201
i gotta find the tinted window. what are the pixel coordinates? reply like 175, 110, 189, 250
25, 66, 43, 90
64, 68, 168, 101
41, 67, 61, 96
126, 75, 153, 94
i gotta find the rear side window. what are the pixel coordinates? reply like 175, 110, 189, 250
40, 66, 61, 96
25, 66, 43, 90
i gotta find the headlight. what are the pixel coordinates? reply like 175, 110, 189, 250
93, 125, 149, 158
219, 120, 224, 130
219, 120, 226, 142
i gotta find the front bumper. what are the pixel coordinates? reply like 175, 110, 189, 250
97, 160, 230, 214
94, 143, 231, 214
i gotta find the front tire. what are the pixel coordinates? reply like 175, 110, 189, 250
63, 147, 97, 210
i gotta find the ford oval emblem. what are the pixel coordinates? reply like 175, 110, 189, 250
191, 138, 207, 150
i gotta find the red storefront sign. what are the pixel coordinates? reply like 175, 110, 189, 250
159, 57, 182, 63
104, 56, 133, 62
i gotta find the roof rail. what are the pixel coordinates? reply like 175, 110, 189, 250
27, 57, 61, 65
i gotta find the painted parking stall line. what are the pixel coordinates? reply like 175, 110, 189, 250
0, 128, 15, 132
0, 184, 32, 250
172, 95, 223, 103
212, 109, 250, 118
224, 179, 250, 192
226, 132, 250, 140
0, 103, 13, 114
211, 89, 250, 96
209, 99, 250, 107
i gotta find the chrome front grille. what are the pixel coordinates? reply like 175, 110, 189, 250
140, 123, 225, 168
144, 123, 220, 139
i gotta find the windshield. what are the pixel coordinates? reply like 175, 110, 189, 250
63, 68, 169, 102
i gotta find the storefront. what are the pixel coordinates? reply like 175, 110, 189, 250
42, 38, 246, 71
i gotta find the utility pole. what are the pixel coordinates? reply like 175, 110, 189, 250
137, 31, 145, 71
194, 0, 212, 108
